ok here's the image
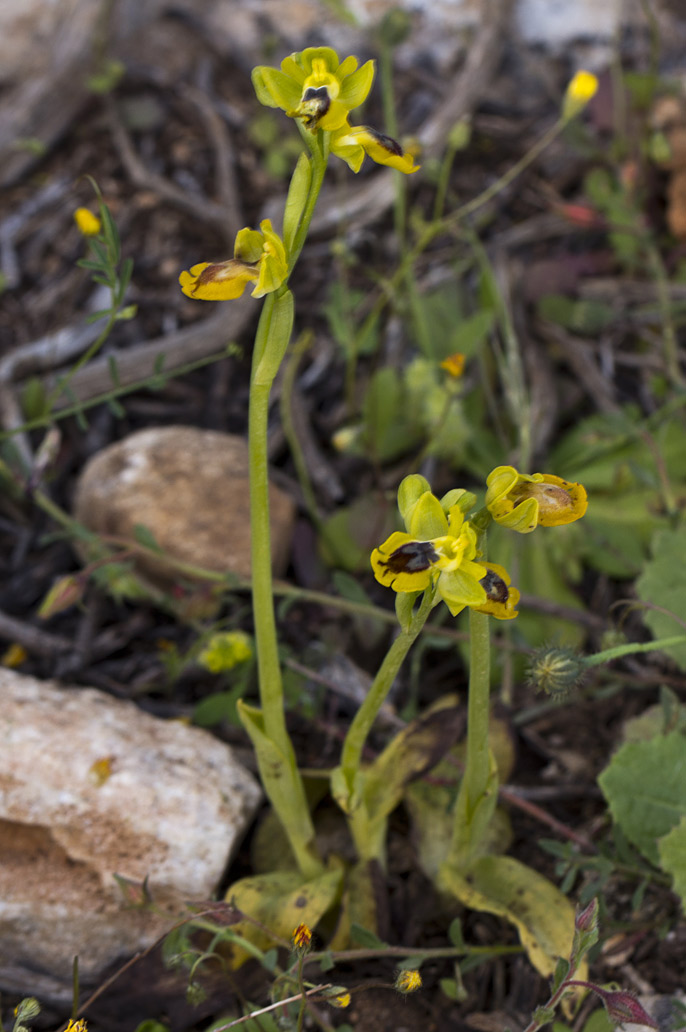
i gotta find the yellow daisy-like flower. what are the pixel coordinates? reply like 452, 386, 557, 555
74, 207, 101, 236
65, 1020, 88, 1032
440, 352, 466, 378
396, 969, 422, 993
253, 46, 374, 133
198, 630, 253, 673
292, 922, 313, 950
371, 482, 519, 619
330, 124, 420, 174
179, 219, 288, 301
485, 465, 588, 534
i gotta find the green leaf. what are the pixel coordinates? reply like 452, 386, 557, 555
349, 922, 385, 948
253, 290, 294, 386
237, 700, 319, 872
636, 526, 686, 670
538, 294, 614, 335
19, 377, 50, 421
439, 855, 583, 979
361, 367, 422, 462
319, 493, 396, 573
448, 917, 464, 948
283, 152, 312, 253
133, 523, 164, 553
193, 689, 243, 728
598, 731, 686, 865
85, 308, 112, 324
450, 309, 495, 356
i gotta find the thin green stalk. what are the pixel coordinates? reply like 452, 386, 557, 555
340, 589, 434, 783
462, 608, 492, 812
444, 607, 495, 868
583, 634, 686, 667
46, 308, 119, 412
248, 306, 289, 748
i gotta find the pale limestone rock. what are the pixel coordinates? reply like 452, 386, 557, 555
72, 426, 296, 584
0, 668, 261, 996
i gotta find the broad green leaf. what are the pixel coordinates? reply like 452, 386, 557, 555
658, 816, 686, 910
439, 855, 582, 979
328, 861, 385, 948
237, 700, 319, 876
598, 731, 686, 865
223, 868, 343, 968
405, 762, 512, 881
361, 367, 422, 462
319, 493, 396, 573
581, 1010, 613, 1032
253, 290, 294, 386
364, 696, 463, 820
537, 294, 614, 335
636, 526, 686, 670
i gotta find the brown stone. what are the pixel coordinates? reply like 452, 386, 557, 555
72, 426, 296, 586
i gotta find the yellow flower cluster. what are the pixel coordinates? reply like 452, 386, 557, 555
253, 47, 419, 174
371, 466, 588, 620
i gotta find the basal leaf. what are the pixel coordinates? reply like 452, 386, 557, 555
598, 731, 686, 865
439, 855, 582, 979
658, 816, 686, 910
223, 868, 343, 968
636, 526, 686, 670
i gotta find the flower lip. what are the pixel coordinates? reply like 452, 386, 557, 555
480, 567, 510, 604
291, 85, 332, 129
381, 540, 440, 575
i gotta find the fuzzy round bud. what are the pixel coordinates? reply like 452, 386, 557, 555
396, 969, 422, 994
527, 646, 587, 697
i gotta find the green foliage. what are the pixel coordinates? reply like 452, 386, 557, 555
599, 730, 686, 899
583, 167, 643, 269
636, 525, 686, 670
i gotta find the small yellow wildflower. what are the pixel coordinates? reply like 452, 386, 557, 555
198, 631, 253, 674
485, 465, 588, 534
562, 70, 599, 120
440, 352, 466, 378
65, 1020, 88, 1032
330, 992, 351, 1008
292, 922, 313, 950
74, 207, 101, 236
1, 642, 28, 668
396, 969, 422, 993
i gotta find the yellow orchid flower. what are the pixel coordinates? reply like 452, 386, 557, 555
371, 479, 519, 619
485, 465, 588, 533
252, 46, 374, 133
179, 219, 287, 301
330, 124, 420, 174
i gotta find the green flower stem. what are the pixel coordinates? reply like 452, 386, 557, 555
243, 145, 331, 879
444, 608, 494, 867
582, 635, 686, 667
340, 589, 435, 785
462, 608, 492, 813
249, 306, 287, 747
